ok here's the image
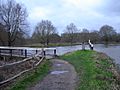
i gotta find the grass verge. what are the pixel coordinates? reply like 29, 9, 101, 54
60, 50, 120, 90
9, 60, 51, 90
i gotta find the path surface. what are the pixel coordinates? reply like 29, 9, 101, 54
28, 59, 77, 90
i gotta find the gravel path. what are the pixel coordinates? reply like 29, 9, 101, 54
28, 59, 77, 90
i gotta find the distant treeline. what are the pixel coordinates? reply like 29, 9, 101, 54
1, 19, 120, 46
0, 0, 120, 46
31, 21, 120, 46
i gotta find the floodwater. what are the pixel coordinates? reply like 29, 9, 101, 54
55, 44, 120, 65
94, 44, 120, 65
1, 44, 120, 65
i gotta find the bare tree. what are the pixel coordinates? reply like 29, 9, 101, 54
33, 20, 56, 46
89, 30, 100, 43
64, 23, 78, 45
99, 25, 116, 44
0, 23, 6, 45
49, 34, 61, 43
80, 28, 89, 42
0, 0, 28, 46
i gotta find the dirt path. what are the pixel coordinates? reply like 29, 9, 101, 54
28, 59, 77, 90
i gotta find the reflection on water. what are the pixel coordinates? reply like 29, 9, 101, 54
55, 64, 62, 66
50, 71, 69, 75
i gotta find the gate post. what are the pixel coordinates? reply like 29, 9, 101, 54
0, 48, 1, 57
43, 50, 46, 57
25, 49, 27, 57
54, 49, 57, 57
36, 49, 38, 54
10, 49, 12, 57
21, 49, 23, 55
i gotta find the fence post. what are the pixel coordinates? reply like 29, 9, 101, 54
0, 48, 1, 57
88, 40, 94, 50
21, 49, 23, 55
36, 49, 38, 54
10, 49, 12, 57
25, 49, 27, 57
43, 50, 46, 57
82, 42, 85, 50
54, 49, 57, 56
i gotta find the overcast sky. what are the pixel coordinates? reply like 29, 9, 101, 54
15, 0, 120, 34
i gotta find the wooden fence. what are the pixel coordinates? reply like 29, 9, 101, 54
0, 46, 57, 58
0, 47, 57, 86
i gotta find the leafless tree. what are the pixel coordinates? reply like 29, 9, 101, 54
80, 28, 89, 43
32, 20, 56, 46
0, 0, 28, 46
89, 30, 100, 43
99, 25, 116, 44
64, 23, 78, 45
0, 23, 6, 45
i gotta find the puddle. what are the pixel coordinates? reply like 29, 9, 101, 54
55, 64, 62, 66
50, 71, 69, 75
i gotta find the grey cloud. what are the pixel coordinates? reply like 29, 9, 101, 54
97, 0, 120, 16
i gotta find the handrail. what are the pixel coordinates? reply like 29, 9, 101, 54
0, 51, 44, 86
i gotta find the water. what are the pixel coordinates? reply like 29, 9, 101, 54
55, 64, 62, 66
50, 71, 69, 75
54, 44, 120, 65
55, 45, 89, 55
94, 44, 120, 64
1, 44, 120, 65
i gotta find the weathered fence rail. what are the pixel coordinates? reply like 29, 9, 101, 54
0, 46, 57, 58
0, 47, 57, 86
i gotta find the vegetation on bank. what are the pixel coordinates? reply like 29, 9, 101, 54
61, 50, 120, 90
9, 60, 51, 90
26, 43, 81, 48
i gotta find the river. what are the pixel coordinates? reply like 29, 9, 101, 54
55, 44, 120, 65
0, 44, 120, 65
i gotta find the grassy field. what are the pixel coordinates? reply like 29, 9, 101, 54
61, 50, 120, 90
9, 60, 51, 90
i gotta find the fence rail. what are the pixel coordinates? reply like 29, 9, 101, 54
0, 47, 57, 86
0, 46, 56, 58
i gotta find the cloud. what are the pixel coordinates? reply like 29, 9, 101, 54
96, 0, 120, 16
29, 6, 52, 21
15, 0, 120, 33
62, 0, 102, 11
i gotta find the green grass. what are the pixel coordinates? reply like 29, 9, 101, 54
10, 60, 51, 90
61, 50, 120, 90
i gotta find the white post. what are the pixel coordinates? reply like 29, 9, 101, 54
88, 40, 94, 50
82, 42, 85, 50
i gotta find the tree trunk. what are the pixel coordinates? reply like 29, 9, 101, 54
8, 31, 12, 46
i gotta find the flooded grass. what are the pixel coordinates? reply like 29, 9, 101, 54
61, 50, 120, 90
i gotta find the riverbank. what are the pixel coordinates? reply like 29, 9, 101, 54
25, 43, 81, 48
61, 50, 120, 90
